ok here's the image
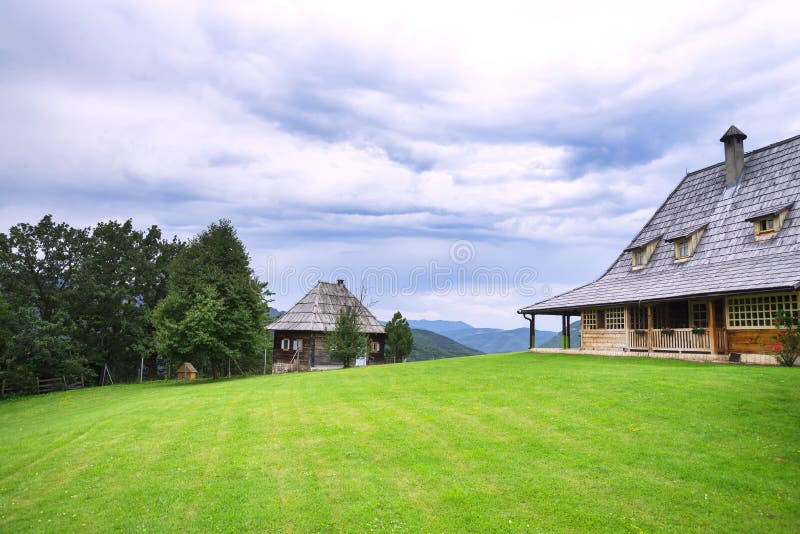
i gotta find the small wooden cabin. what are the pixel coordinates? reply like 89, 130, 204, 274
176, 362, 197, 380
267, 280, 387, 371
519, 126, 800, 365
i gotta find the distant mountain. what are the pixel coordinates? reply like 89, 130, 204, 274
540, 321, 581, 348
406, 320, 474, 334
401, 318, 580, 355
408, 329, 483, 361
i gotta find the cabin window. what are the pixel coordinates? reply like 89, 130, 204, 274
726, 293, 799, 329
371, 341, 380, 353
581, 310, 597, 330
605, 307, 625, 329
690, 302, 709, 328
280, 338, 290, 350
292, 339, 303, 351
630, 239, 658, 269
754, 217, 776, 236
675, 239, 690, 259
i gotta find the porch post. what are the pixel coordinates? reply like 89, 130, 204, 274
561, 315, 568, 349
530, 314, 536, 349
708, 300, 718, 354
566, 315, 571, 348
646, 304, 654, 353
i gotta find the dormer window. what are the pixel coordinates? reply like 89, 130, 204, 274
665, 223, 707, 262
745, 203, 792, 240
756, 217, 775, 234
675, 239, 690, 259
627, 238, 659, 269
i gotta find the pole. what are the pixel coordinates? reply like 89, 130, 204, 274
139, 357, 144, 383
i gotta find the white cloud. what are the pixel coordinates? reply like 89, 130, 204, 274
1, 0, 799, 329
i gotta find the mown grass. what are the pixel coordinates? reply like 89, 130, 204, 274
1, 353, 798, 532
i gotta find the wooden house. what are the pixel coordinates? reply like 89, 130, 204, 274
518, 126, 800, 364
176, 362, 197, 380
267, 280, 386, 370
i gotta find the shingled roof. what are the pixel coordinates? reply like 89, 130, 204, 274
520, 131, 800, 314
268, 281, 385, 334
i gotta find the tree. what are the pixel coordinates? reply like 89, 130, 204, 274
70, 220, 183, 379
152, 220, 271, 378
325, 306, 367, 368
385, 311, 413, 363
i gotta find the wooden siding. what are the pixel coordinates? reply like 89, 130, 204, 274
581, 330, 627, 351
272, 330, 387, 367
727, 329, 777, 354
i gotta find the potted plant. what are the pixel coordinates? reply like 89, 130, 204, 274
691, 327, 706, 335
634, 329, 647, 337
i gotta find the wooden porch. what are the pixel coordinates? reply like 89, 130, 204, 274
626, 328, 727, 354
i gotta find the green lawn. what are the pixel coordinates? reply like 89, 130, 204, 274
1, 353, 798, 533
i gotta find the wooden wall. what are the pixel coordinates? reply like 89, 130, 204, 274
727, 329, 777, 354
581, 330, 627, 352
272, 331, 387, 367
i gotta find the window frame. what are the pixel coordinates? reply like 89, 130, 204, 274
675, 239, 690, 259
280, 338, 291, 350
581, 309, 598, 330
370, 341, 381, 353
690, 302, 709, 328
604, 307, 626, 330
726, 292, 799, 329
292, 339, 303, 351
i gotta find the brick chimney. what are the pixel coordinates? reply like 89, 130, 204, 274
337, 279, 345, 287
720, 125, 747, 186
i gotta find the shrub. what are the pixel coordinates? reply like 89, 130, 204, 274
772, 310, 800, 367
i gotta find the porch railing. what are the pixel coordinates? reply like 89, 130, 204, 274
627, 328, 712, 353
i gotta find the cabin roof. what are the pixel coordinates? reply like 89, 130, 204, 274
177, 362, 197, 373
267, 281, 385, 334
520, 132, 800, 314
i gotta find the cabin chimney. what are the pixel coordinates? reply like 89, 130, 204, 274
720, 125, 747, 186
337, 279, 345, 287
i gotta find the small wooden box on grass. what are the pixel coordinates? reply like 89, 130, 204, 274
176, 362, 197, 380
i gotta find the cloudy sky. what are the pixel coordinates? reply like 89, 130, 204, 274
2, 1, 799, 329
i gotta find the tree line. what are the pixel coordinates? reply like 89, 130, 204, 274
0, 215, 272, 393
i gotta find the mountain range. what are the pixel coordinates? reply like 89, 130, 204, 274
406, 319, 580, 354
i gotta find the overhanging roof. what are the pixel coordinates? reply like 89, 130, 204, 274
520, 132, 800, 315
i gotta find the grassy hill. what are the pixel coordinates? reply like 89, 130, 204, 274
1, 354, 798, 532
408, 328, 482, 360
540, 320, 582, 348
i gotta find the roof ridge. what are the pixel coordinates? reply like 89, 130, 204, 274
687, 131, 800, 177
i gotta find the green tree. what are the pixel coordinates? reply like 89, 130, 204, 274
384, 311, 413, 363
152, 220, 271, 378
71, 220, 182, 379
325, 306, 367, 368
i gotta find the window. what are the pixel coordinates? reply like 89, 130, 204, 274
755, 217, 776, 235
280, 338, 290, 350
630, 239, 659, 269
690, 302, 708, 328
605, 307, 625, 329
370, 341, 380, 353
292, 339, 303, 351
675, 239, 690, 259
581, 310, 597, 330
727, 293, 799, 329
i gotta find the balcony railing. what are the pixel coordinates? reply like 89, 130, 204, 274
627, 328, 712, 353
